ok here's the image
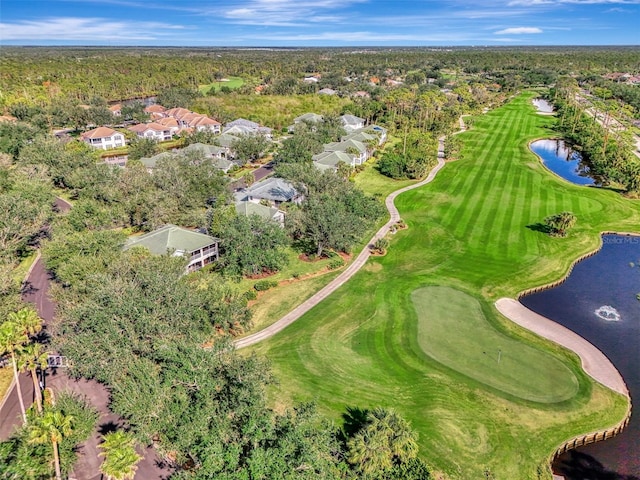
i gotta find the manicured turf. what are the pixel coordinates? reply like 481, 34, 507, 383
249, 92, 636, 479
198, 76, 245, 94
413, 286, 578, 403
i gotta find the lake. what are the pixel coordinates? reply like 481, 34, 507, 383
521, 234, 640, 479
530, 138, 601, 186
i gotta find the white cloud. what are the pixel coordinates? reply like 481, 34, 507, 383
219, 0, 365, 26
0, 17, 187, 42
495, 27, 543, 34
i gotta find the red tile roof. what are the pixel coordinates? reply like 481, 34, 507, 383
81, 126, 119, 139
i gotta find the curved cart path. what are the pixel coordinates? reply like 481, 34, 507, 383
495, 298, 629, 397
235, 118, 468, 349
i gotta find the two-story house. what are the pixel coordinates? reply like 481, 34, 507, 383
80, 127, 126, 150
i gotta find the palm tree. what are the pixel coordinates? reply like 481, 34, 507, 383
347, 407, 418, 476
17, 342, 49, 414
544, 211, 577, 237
28, 410, 73, 480
99, 430, 143, 480
0, 321, 28, 423
9, 307, 43, 338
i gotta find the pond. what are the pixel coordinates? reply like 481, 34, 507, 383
530, 139, 601, 186
533, 98, 554, 114
521, 234, 640, 479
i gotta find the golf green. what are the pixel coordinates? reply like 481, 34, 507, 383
413, 286, 578, 403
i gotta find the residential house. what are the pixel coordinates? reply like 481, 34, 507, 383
323, 139, 368, 165
124, 224, 219, 273
236, 177, 300, 206
164, 107, 191, 122
340, 114, 365, 132
226, 118, 261, 130
312, 151, 358, 172
144, 104, 167, 115
144, 105, 167, 121
165, 108, 221, 133
128, 122, 174, 142
108, 104, 122, 116
318, 88, 337, 96
80, 126, 126, 150
181, 143, 234, 172
223, 125, 256, 137
139, 151, 174, 171
235, 200, 285, 226
224, 118, 273, 138
357, 125, 387, 146
156, 117, 182, 133
353, 91, 371, 99
303, 76, 319, 83
288, 112, 324, 133
294, 113, 324, 124
215, 133, 240, 158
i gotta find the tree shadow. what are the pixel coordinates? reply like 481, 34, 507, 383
98, 420, 120, 436
526, 222, 551, 234
340, 406, 370, 443
555, 450, 640, 480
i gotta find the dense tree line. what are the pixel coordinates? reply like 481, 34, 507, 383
551, 77, 640, 194
2, 46, 639, 109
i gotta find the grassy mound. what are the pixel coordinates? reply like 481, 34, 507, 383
413, 286, 578, 403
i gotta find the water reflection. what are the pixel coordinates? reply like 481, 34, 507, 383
531, 139, 601, 186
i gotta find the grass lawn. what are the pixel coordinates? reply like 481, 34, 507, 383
413, 286, 578, 403
0, 368, 13, 405
11, 252, 37, 286
249, 92, 635, 479
199, 77, 245, 94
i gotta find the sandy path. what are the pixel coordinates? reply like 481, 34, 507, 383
495, 298, 628, 397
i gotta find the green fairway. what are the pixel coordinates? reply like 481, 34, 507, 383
199, 76, 245, 94
249, 92, 635, 479
413, 286, 578, 403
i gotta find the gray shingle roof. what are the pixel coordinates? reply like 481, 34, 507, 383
243, 177, 298, 203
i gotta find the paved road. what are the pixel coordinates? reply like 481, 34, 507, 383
495, 298, 629, 397
253, 161, 273, 182
0, 197, 171, 479
234, 118, 468, 349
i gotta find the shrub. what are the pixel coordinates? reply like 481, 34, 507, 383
328, 257, 345, 270
244, 289, 258, 300
372, 237, 389, 254
254, 279, 279, 291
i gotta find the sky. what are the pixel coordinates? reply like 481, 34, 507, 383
1, 0, 639, 46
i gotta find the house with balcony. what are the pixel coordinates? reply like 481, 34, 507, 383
80, 127, 126, 150
340, 114, 365, 131
323, 138, 368, 165
128, 122, 174, 141
123, 224, 219, 273
108, 104, 122, 116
